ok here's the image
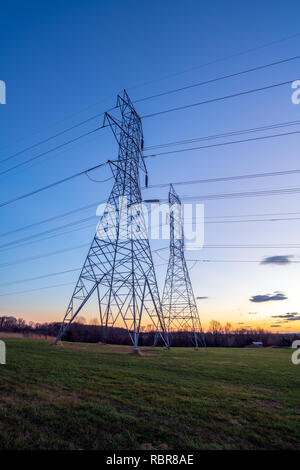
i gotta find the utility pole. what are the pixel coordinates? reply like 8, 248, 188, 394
55, 90, 168, 351
159, 184, 206, 349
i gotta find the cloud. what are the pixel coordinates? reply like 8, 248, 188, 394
261, 255, 294, 265
250, 292, 287, 303
196, 296, 208, 300
248, 312, 257, 315
271, 312, 300, 322
270, 324, 281, 328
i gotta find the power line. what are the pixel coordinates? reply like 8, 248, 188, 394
178, 186, 300, 201
0, 91, 116, 155
146, 168, 300, 189
0, 281, 75, 297
2, 242, 299, 269
206, 210, 300, 219
206, 216, 300, 224
0, 243, 88, 268
186, 258, 300, 263
160, 216, 300, 225
3, 125, 300, 209
145, 128, 300, 159
85, 174, 114, 184
2, 33, 299, 165
0, 215, 97, 250
0, 200, 105, 238
0, 222, 96, 253
145, 118, 300, 150
3, 249, 300, 297
0, 161, 109, 208
4, 206, 300, 254
2, 215, 300, 263
142, 78, 296, 119
0, 267, 81, 287
1, 246, 299, 291
1, 41, 297, 169
128, 31, 300, 92
0, 109, 115, 165
186, 244, 300, 249
147, 186, 300, 203
0, 126, 106, 177
3, 164, 300, 240
135, 54, 300, 103
6, 242, 295, 269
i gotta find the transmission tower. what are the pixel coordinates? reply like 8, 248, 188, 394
55, 90, 168, 351
159, 184, 206, 349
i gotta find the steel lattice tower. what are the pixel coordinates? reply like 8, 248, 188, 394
55, 91, 168, 351
160, 184, 206, 349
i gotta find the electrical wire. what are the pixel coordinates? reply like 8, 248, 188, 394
2, 254, 299, 290
0, 126, 106, 177
0, 243, 89, 268
0, 247, 168, 288
0, 161, 109, 208
0, 109, 115, 165
3, 200, 300, 256
0, 222, 96, 253
135, 54, 300, 103
0, 267, 81, 287
3, 241, 297, 270
186, 258, 300, 263
2, 163, 300, 240
0, 199, 105, 238
0, 281, 76, 297
177, 186, 300, 202
0, 216, 97, 250
5, 207, 300, 254
128, 31, 300, 92
144, 168, 300, 189
85, 174, 114, 184
144, 186, 300, 204
3, 128, 300, 210
144, 128, 300, 159
206, 216, 300, 224
144, 118, 300, 150
2, 33, 299, 167
142, 78, 296, 119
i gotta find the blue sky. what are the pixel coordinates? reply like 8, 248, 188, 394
1, 0, 300, 331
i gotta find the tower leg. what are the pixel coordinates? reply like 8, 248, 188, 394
194, 331, 199, 350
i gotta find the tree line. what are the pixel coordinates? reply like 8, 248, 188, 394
0, 315, 298, 347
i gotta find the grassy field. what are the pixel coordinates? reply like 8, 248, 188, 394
0, 338, 299, 450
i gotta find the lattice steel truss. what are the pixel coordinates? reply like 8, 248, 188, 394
161, 184, 206, 349
55, 90, 168, 351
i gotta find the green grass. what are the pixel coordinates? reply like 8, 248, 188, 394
0, 338, 299, 450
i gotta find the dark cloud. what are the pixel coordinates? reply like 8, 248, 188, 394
250, 292, 287, 303
270, 325, 281, 328
196, 296, 208, 300
261, 255, 294, 265
271, 312, 300, 322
